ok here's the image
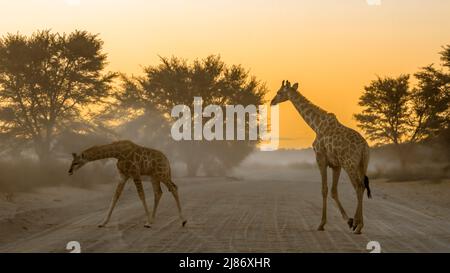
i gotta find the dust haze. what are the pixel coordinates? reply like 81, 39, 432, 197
0, 30, 448, 253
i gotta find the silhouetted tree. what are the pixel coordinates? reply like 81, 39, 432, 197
438, 45, 450, 145
355, 46, 450, 167
410, 65, 449, 142
119, 55, 267, 176
109, 75, 172, 151
0, 30, 115, 160
355, 75, 411, 145
440, 44, 450, 68
356, 46, 450, 145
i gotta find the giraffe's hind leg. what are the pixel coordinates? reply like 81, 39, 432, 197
345, 167, 365, 234
149, 180, 163, 225
163, 180, 187, 227
331, 167, 349, 223
352, 182, 365, 234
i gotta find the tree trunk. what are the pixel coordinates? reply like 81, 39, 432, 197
34, 138, 51, 162
394, 143, 408, 170
35, 124, 55, 162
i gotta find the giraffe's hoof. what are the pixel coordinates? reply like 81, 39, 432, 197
182, 220, 187, 227
317, 225, 325, 231
347, 218, 354, 229
144, 224, 151, 228
98, 224, 106, 228
352, 221, 363, 234
353, 225, 363, 234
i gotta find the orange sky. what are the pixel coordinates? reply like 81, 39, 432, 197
1, 0, 449, 148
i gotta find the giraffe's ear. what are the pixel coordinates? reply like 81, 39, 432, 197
71, 153, 77, 159
292, 83, 299, 90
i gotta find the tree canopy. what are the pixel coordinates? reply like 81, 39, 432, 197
355, 45, 449, 146
118, 55, 267, 175
0, 30, 115, 159
355, 75, 411, 145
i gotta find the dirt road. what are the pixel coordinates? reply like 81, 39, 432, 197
1, 168, 449, 253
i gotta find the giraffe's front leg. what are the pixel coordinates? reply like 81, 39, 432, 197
316, 152, 328, 231
99, 177, 128, 228
133, 178, 152, 228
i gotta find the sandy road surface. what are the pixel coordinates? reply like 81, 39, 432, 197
0, 169, 449, 253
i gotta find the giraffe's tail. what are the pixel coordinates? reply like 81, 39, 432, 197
364, 175, 372, 199
361, 145, 372, 199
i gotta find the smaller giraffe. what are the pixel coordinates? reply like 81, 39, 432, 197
68, 140, 187, 228
271, 80, 371, 234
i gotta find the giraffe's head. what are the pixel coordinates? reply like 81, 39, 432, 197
271, 80, 299, 106
68, 153, 88, 175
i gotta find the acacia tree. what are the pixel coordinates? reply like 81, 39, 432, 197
119, 55, 267, 176
0, 30, 115, 160
441, 45, 450, 68
355, 46, 450, 167
354, 75, 411, 145
356, 46, 450, 146
410, 64, 449, 142
438, 44, 450, 140
108, 75, 172, 151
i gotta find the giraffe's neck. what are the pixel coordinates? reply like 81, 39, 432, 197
288, 90, 331, 134
82, 141, 135, 161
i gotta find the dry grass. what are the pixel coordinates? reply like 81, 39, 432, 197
0, 158, 118, 192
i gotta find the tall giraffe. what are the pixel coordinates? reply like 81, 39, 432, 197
271, 80, 371, 234
68, 140, 187, 228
